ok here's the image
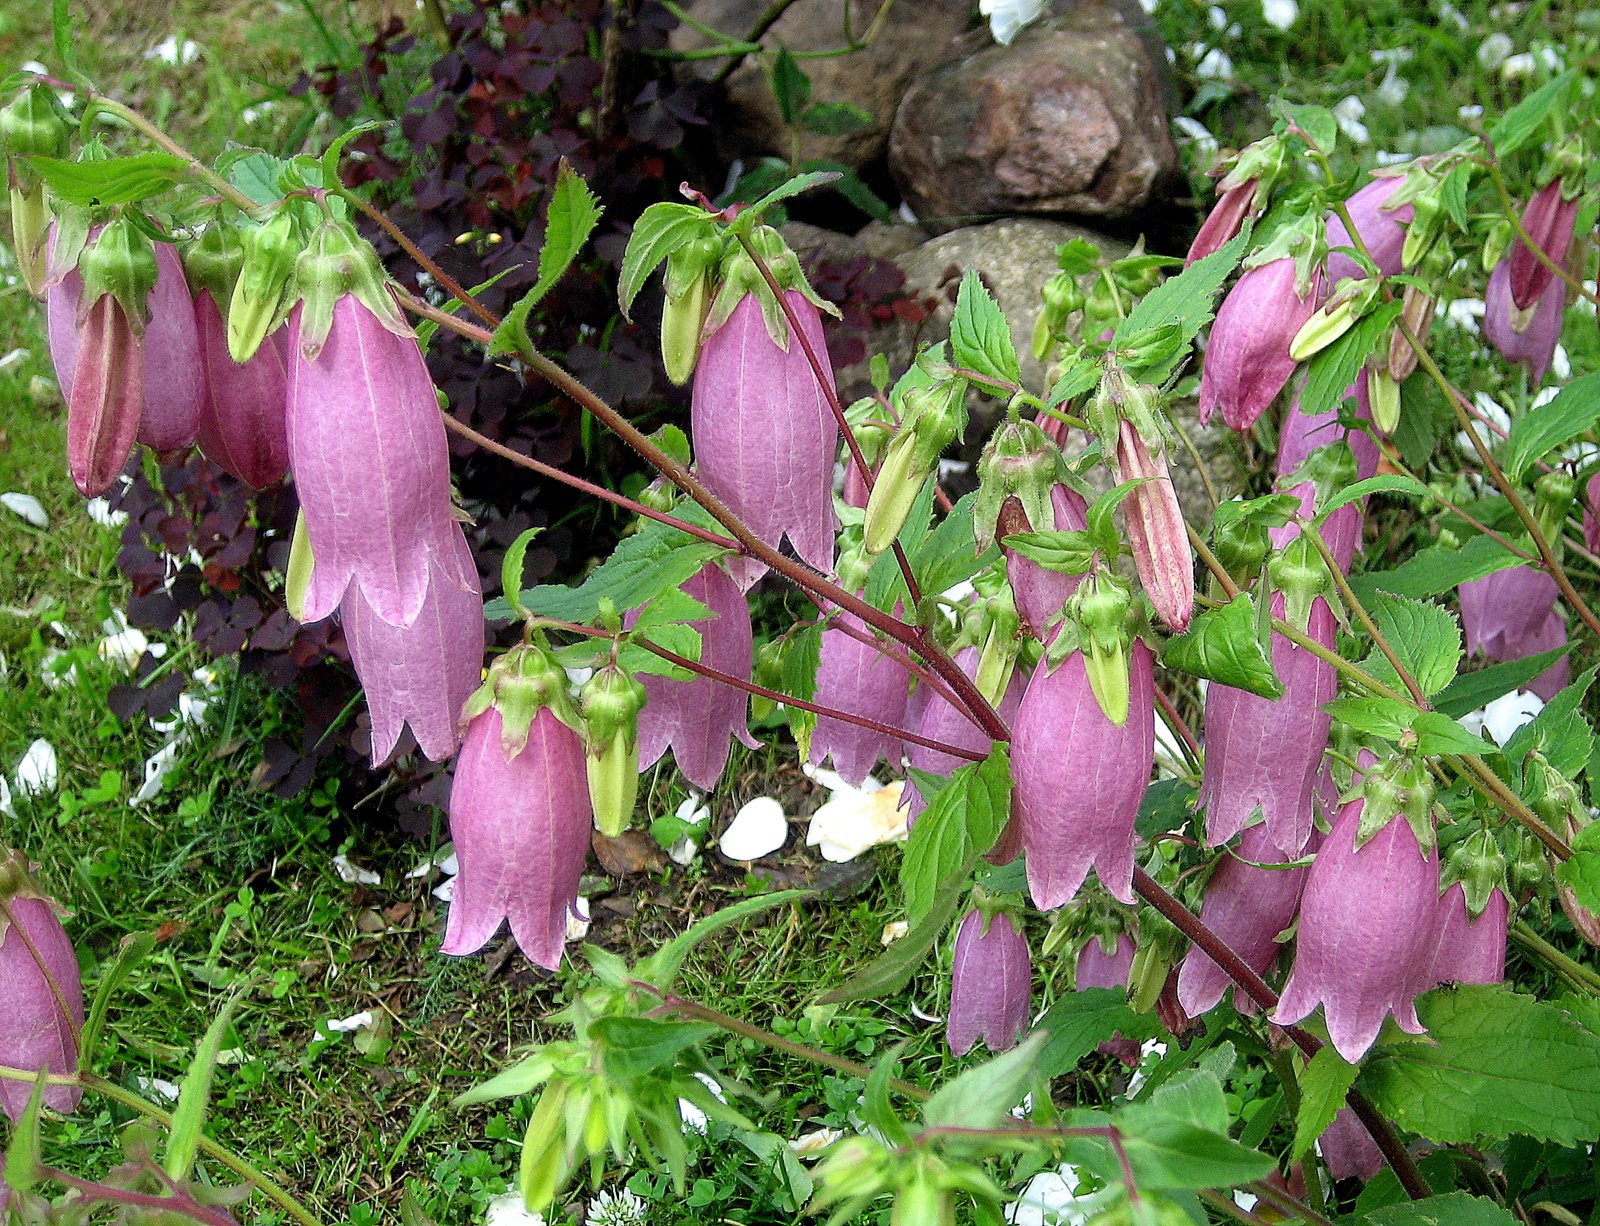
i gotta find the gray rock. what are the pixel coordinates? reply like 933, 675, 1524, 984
888, 6, 1178, 230
670, 0, 972, 171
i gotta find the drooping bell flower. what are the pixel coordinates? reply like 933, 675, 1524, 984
1177, 821, 1312, 1018
692, 229, 838, 589
810, 605, 912, 788
186, 224, 289, 488
1272, 777, 1440, 1063
1424, 883, 1508, 988
1186, 134, 1288, 266
0, 851, 85, 1123
286, 218, 460, 627
1484, 255, 1565, 383
636, 561, 760, 792
1273, 378, 1380, 573
947, 907, 1032, 1056
134, 241, 205, 453
1014, 642, 1154, 909
341, 527, 485, 764
1325, 173, 1414, 283
1506, 180, 1580, 312
1458, 566, 1569, 701
445, 649, 591, 970
1199, 253, 1321, 432
1199, 593, 1336, 854
902, 645, 1024, 823
1111, 417, 1193, 633
1320, 1108, 1384, 1182
1075, 931, 1140, 1066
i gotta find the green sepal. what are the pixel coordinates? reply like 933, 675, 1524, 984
660, 234, 722, 385
1442, 827, 1508, 919
1268, 535, 1332, 635
285, 509, 314, 623
228, 210, 303, 362
77, 216, 158, 331
9, 183, 50, 297
1369, 367, 1401, 434
972, 587, 1020, 710
703, 222, 836, 343
182, 220, 247, 308
863, 429, 926, 556
972, 417, 1062, 552
464, 642, 578, 756
1355, 757, 1436, 854
293, 216, 409, 361
1072, 573, 1135, 726
1288, 277, 1383, 362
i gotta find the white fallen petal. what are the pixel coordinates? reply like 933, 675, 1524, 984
407, 847, 458, 879
0, 775, 12, 817
789, 1127, 843, 1157
1477, 32, 1513, 70
675, 793, 711, 824
1481, 690, 1544, 746
130, 741, 181, 806
806, 781, 908, 863
1443, 297, 1485, 334
325, 1010, 374, 1033
332, 854, 381, 885
979, 0, 1046, 45
85, 497, 128, 527
1261, 0, 1296, 28
36, 647, 77, 691
668, 836, 699, 866
910, 1001, 942, 1023
678, 1097, 708, 1134
719, 796, 789, 860
1194, 46, 1233, 80
565, 896, 591, 942
97, 625, 150, 671
134, 1076, 182, 1102
15, 739, 58, 796
431, 876, 457, 903
881, 921, 909, 946
1008, 1166, 1103, 1226
1, 493, 48, 528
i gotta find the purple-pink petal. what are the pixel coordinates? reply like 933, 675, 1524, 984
1422, 883, 1507, 989
903, 647, 1024, 822
1007, 484, 1089, 636
947, 909, 1032, 1056
1325, 175, 1413, 283
1, 893, 85, 1123
443, 705, 592, 970
1507, 183, 1578, 311
1200, 258, 1319, 431
1484, 258, 1564, 384
134, 240, 204, 453
194, 289, 289, 488
809, 607, 910, 786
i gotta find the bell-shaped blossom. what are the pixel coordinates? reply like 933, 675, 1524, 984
1325, 175, 1413, 283
1177, 821, 1312, 1017
443, 706, 591, 970
287, 296, 458, 627
1075, 932, 1140, 1065
1199, 595, 1336, 854
810, 608, 911, 787
692, 291, 837, 590
194, 288, 289, 488
1507, 181, 1579, 311
1320, 1108, 1384, 1182
1113, 421, 1193, 632
1186, 181, 1256, 266
1458, 566, 1569, 701
1014, 643, 1154, 908
1200, 257, 1320, 431
1423, 883, 1507, 988
0, 862, 85, 1122
341, 528, 484, 764
1006, 484, 1089, 636
1273, 794, 1439, 1062
1273, 379, 1380, 572
903, 646, 1024, 823
133, 241, 204, 453
637, 562, 760, 792
1484, 256, 1564, 383
947, 909, 1032, 1055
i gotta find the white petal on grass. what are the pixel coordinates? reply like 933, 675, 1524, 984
719, 795, 789, 860
910, 1001, 942, 1024
806, 780, 908, 863
145, 36, 201, 65
130, 741, 181, 806
979, 0, 1046, 46
0, 348, 27, 370
134, 1076, 182, 1102
97, 615, 151, 671
1194, 46, 1233, 80
1261, 0, 1297, 27
15, 739, 58, 796
432, 876, 457, 903
332, 854, 382, 885
1332, 96, 1369, 144
1443, 297, 1484, 334
790, 1127, 843, 1157
0, 775, 12, 817
1007, 1166, 1104, 1226
1477, 32, 1513, 70
565, 896, 591, 942
1, 493, 48, 528
881, 920, 909, 946
325, 1010, 374, 1034
85, 497, 128, 527
1552, 344, 1570, 382
485, 1192, 546, 1226
407, 848, 458, 879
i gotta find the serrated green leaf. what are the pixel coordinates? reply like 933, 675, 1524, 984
1362, 1191, 1518, 1226
1361, 595, 1461, 699
1299, 301, 1401, 419
1136, 778, 1197, 839
913, 491, 998, 597
1433, 644, 1573, 718
1439, 163, 1472, 231
951, 271, 1021, 387
489, 164, 602, 357
1293, 1046, 1358, 1159
1002, 529, 1096, 574
1317, 473, 1432, 518
500, 528, 543, 622
1087, 480, 1142, 558
162, 994, 243, 1181
1503, 666, 1596, 783
1210, 493, 1300, 536
1033, 989, 1163, 1080
1325, 695, 1417, 740
1501, 371, 1600, 482
1047, 358, 1101, 408
1359, 985, 1600, 1146
1114, 1108, 1277, 1190
619, 202, 716, 318
1554, 821, 1600, 917
27, 153, 190, 206
1113, 230, 1249, 385
901, 746, 1010, 927
923, 1031, 1048, 1134
1488, 70, 1575, 158
861, 1041, 912, 1147
735, 168, 843, 225
1351, 534, 1524, 603
225, 151, 290, 206
1280, 101, 1339, 153
770, 49, 812, 125
590, 1017, 718, 1079
1412, 711, 1490, 756
1162, 593, 1283, 699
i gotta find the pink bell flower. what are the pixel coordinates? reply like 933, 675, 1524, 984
1320, 1108, 1384, 1182
1507, 181, 1579, 312
1458, 567, 1569, 701
1199, 257, 1320, 432
947, 909, 1032, 1056
133, 241, 205, 453
194, 288, 289, 488
902, 646, 1024, 823
1325, 175, 1413, 283
1113, 420, 1193, 632
1198, 594, 1336, 854
1075, 932, 1141, 1066
1273, 791, 1439, 1062
340, 528, 485, 764
286, 295, 458, 628
1273, 378, 1380, 572
809, 605, 911, 787
1584, 473, 1600, 557
0, 856, 85, 1123
636, 562, 760, 792
442, 705, 591, 970
1484, 256, 1565, 384
1013, 643, 1154, 908
1005, 483, 1089, 637
1423, 883, 1507, 989
691, 291, 838, 590
1177, 821, 1313, 1018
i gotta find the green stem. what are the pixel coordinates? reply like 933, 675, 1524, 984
1512, 922, 1600, 995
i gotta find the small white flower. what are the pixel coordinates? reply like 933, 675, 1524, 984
1436, 1, 1469, 29
485, 1191, 546, 1226
325, 1010, 375, 1034
1172, 116, 1219, 164
130, 740, 181, 806
1374, 150, 1413, 166
145, 36, 201, 66
1552, 344, 1570, 382
1443, 297, 1485, 334
1008, 1166, 1111, 1226
1, 493, 48, 528
1137, 0, 1158, 13
332, 854, 381, 885
719, 795, 789, 860
1123, 1039, 1168, 1097
1501, 52, 1540, 78
1458, 103, 1485, 122
1206, 5, 1228, 30
1194, 46, 1234, 80
1332, 96, 1369, 144
585, 1188, 647, 1226
1261, 0, 1297, 28
407, 848, 458, 879
15, 739, 58, 796
979, 0, 1047, 46
806, 780, 908, 862
1478, 33, 1514, 70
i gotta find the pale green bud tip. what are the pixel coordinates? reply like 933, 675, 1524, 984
1369, 368, 1401, 434
285, 509, 315, 623
580, 664, 646, 747
79, 219, 159, 327
587, 730, 640, 838
229, 211, 302, 363
862, 430, 925, 555
0, 84, 70, 162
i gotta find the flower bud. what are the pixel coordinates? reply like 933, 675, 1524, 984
1075, 931, 1141, 1064
581, 664, 647, 838
947, 907, 1031, 1055
862, 378, 965, 555
1199, 254, 1320, 432
973, 418, 1060, 553
1288, 278, 1383, 362
1112, 418, 1194, 633
228, 210, 303, 363
810, 603, 911, 786
1367, 367, 1401, 435
0, 851, 84, 1123
2, 86, 69, 298
1480, 219, 1513, 274
1534, 471, 1576, 550
1071, 573, 1137, 726
1423, 882, 1507, 988
972, 587, 1021, 710
1507, 179, 1580, 312
660, 235, 721, 385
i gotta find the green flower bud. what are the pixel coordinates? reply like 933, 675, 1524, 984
750, 637, 786, 722
1369, 367, 1401, 434
285, 508, 315, 623
519, 1078, 574, 1212
0, 85, 71, 164
1508, 827, 1548, 897
582, 664, 647, 837
228, 211, 303, 362
973, 417, 1060, 551
1534, 471, 1577, 551
1481, 219, 1513, 275
1289, 277, 1383, 362
973, 587, 1021, 709
1071, 573, 1135, 726
660, 235, 721, 385
182, 221, 247, 311
1211, 513, 1270, 581
78, 218, 159, 331
1443, 827, 1508, 918
862, 378, 966, 555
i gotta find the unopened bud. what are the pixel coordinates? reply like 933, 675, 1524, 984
229, 211, 301, 362
1386, 285, 1436, 382
1072, 574, 1135, 726
1289, 278, 1383, 362
973, 587, 1021, 709
581, 664, 647, 837
285, 509, 315, 622
661, 235, 721, 385
1481, 219, 1513, 275
1368, 367, 1401, 435
1445, 827, 1508, 918
973, 417, 1060, 551
1534, 471, 1577, 552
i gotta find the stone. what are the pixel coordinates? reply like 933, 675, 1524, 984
888, 6, 1178, 230
670, 0, 972, 171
